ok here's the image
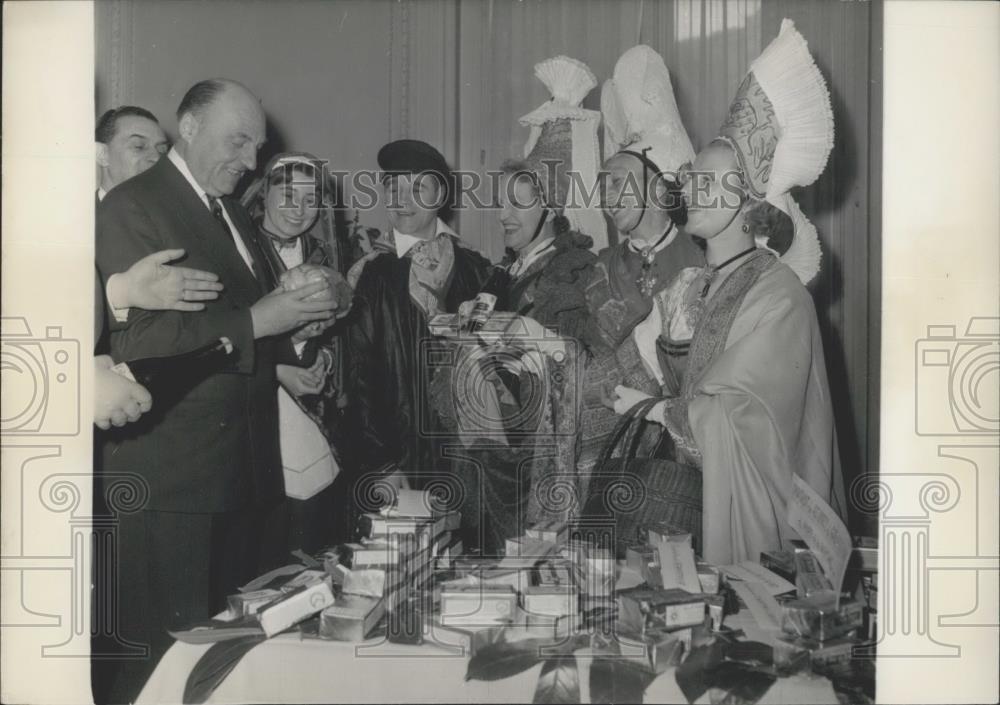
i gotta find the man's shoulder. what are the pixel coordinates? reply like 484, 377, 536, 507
98, 158, 175, 213
349, 250, 401, 291
452, 238, 491, 270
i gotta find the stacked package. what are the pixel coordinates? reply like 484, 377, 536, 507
435, 520, 607, 645
753, 541, 867, 669
315, 489, 461, 642
614, 526, 727, 672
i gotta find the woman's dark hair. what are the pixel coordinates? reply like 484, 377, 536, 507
743, 198, 794, 255
659, 176, 688, 227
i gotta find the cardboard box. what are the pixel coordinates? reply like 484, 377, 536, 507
522, 611, 581, 639
533, 559, 574, 588
619, 628, 686, 673
425, 617, 504, 656
525, 520, 568, 544
523, 586, 578, 617
705, 594, 725, 632
258, 579, 335, 637
440, 584, 518, 626
227, 589, 281, 618
647, 524, 693, 548
625, 544, 661, 586
319, 594, 385, 641
695, 561, 720, 594
503, 536, 558, 560
760, 549, 797, 584
776, 635, 857, 668
780, 596, 863, 641
617, 587, 708, 632
793, 550, 835, 597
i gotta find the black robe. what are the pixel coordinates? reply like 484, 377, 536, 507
342, 237, 490, 488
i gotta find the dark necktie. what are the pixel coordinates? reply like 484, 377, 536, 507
207, 196, 234, 239
208, 196, 255, 276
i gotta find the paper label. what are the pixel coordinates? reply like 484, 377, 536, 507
731, 580, 784, 632
392, 489, 433, 518
719, 561, 797, 596
656, 539, 701, 593
787, 474, 852, 598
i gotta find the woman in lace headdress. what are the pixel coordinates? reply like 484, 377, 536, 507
611, 20, 848, 565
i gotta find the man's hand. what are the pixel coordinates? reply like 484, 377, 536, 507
108, 249, 223, 312
251, 280, 337, 339
277, 356, 326, 397
94, 355, 152, 430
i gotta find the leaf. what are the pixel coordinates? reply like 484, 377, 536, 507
465, 638, 546, 682
675, 641, 727, 704
589, 656, 656, 704
533, 657, 580, 704
183, 634, 266, 704
707, 661, 775, 705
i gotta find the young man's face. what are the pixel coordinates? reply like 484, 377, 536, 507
98, 115, 169, 189
383, 172, 442, 235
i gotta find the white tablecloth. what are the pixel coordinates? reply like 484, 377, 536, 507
137, 609, 840, 704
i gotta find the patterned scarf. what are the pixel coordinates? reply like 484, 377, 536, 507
401, 232, 456, 318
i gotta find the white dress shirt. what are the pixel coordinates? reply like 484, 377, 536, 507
167, 148, 256, 275
508, 236, 555, 278
275, 237, 305, 270
392, 218, 458, 258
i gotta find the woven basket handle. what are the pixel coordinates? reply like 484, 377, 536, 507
593, 395, 664, 480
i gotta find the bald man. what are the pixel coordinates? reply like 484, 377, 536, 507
94, 79, 338, 702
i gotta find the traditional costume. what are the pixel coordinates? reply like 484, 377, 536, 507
576, 46, 705, 488
241, 152, 354, 550
504, 55, 603, 338
640, 19, 848, 564
429, 56, 601, 552
583, 45, 705, 354
343, 140, 491, 487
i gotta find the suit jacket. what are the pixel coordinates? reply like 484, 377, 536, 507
95, 156, 289, 513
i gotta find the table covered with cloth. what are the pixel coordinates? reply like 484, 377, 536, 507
137, 566, 844, 704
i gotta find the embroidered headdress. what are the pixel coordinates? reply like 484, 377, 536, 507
519, 56, 605, 249
717, 18, 835, 284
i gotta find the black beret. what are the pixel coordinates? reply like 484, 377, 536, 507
377, 139, 452, 179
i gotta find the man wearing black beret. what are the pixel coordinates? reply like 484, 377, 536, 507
342, 139, 490, 488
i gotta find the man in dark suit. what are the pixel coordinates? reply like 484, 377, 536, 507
93, 78, 337, 703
